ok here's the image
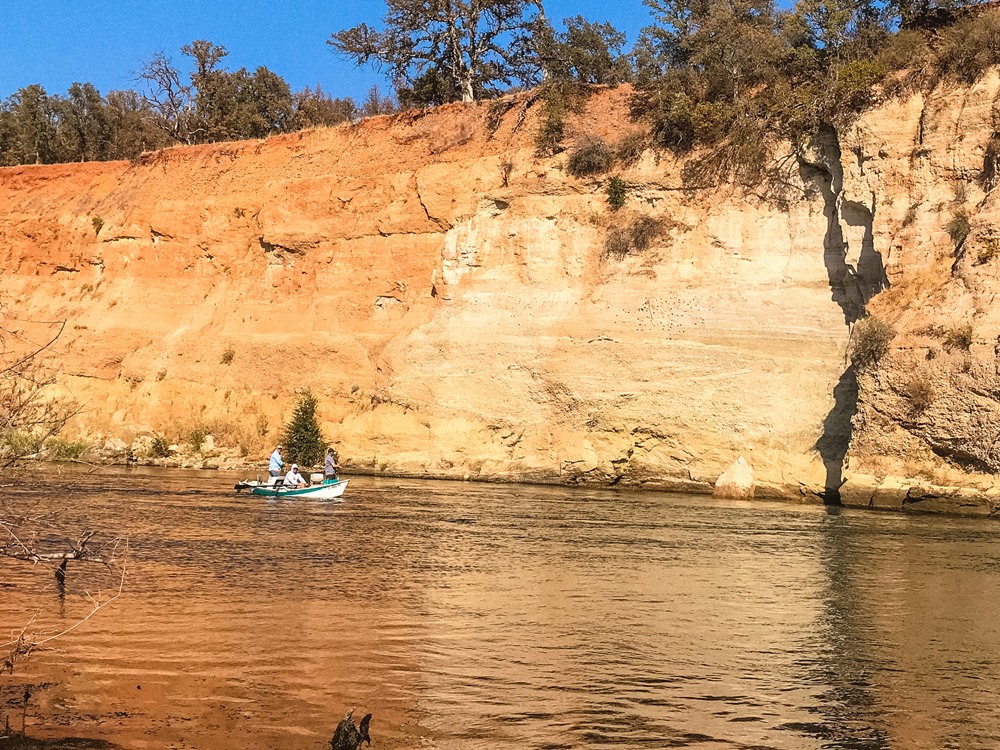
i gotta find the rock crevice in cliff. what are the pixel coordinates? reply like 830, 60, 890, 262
3, 80, 1000, 508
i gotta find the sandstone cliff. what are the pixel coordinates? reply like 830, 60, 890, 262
2, 78, 999, 509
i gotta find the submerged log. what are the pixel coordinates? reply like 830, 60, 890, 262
330, 709, 371, 750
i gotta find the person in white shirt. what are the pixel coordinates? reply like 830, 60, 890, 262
284, 464, 307, 488
268, 445, 284, 477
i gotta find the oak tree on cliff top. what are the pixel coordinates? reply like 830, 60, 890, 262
138, 40, 297, 144
531, 15, 631, 85
328, 0, 546, 104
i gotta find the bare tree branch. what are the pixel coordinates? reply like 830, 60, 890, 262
1, 540, 128, 677
1, 296, 128, 685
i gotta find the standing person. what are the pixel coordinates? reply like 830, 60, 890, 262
268, 445, 284, 478
324, 447, 340, 483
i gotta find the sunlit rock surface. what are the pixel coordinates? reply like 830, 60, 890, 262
3, 77, 1000, 507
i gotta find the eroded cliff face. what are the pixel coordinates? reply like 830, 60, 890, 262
832, 70, 1000, 512
2, 80, 998, 505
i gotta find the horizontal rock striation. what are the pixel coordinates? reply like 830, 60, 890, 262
3, 78, 999, 510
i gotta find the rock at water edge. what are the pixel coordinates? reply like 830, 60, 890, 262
713, 456, 755, 499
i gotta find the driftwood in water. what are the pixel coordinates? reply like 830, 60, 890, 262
330, 709, 371, 750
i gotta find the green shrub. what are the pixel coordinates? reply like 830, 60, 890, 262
91, 216, 104, 236
832, 59, 888, 111
567, 139, 615, 177
607, 176, 627, 210
649, 91, 698, 151
536, 110, 565, 155
221, 346, 235, 365
188, 427, 207, 452
0, 430, 44, 460
534, 84, 590, 156
902, 205, 918, 227
851, 315, 895, 370
148, 434, 172, 458
45, 437, 89, 460
282, 390, 327, 467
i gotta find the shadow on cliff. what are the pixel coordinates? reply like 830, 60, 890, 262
799, 126, 887, 503
815, 366, 858, 503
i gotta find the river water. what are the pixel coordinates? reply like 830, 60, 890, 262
3, 467, 1000, 750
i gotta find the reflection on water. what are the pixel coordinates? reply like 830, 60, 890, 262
3, 467, 1000, 749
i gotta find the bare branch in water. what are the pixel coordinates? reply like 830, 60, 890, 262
0, 297, 128, 681
1, 537, 128, 676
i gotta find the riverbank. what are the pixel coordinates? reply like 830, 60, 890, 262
5, 76, 1000, 511
29, 445, 1000, 517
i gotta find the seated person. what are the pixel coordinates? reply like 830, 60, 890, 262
284, 463, 308, 488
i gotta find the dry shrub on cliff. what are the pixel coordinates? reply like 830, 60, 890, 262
603, 216, 666, 260
429, 121, 477, 155
486, 98, 516, 134
975, 237, 1000, 266
935, 9, 1000, 83
850, 315, 895, 370
947, 211, 971, 248
983, 135, 1000, 193
615, 132, 649, 167
603, 228, 632, 259
500, 158, 514, 187
567, 138, 615, 177
943, 323, 974, 352
679, 104, 775, 187
918, 321, 975, 353
630, 216, 664, 251
903, 374, 935, 413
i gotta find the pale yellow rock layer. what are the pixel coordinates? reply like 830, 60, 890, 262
1, 78, 998, 505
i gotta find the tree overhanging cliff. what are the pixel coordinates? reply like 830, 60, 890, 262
0, 72, 998, 512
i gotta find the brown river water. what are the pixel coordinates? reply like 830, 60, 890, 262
3, 466, 1000, 750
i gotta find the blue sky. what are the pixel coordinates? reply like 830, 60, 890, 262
0, 0, 654, 103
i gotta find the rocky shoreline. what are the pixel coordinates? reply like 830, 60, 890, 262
34, 438, 1000, 518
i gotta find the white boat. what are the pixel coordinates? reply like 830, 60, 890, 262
234, 475, 349, 500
